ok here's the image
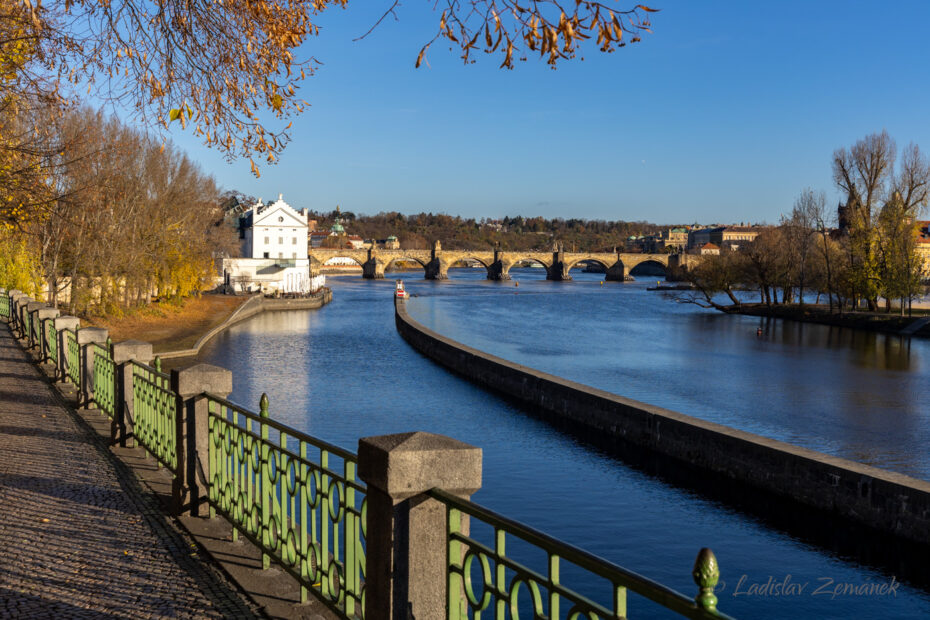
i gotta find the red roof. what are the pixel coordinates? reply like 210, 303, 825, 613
917, 221, 930, 244
701, 242, 720, 250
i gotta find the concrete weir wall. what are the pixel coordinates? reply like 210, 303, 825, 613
394, 298, 930, 544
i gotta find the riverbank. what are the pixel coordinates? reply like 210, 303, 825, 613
86, 294, 249, 352
87, 288, 333, 356
725, 303, 930, 337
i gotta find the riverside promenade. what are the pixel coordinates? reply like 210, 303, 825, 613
0, 323, 261, 618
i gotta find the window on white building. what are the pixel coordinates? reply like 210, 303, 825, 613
264, 236, 269, 244
292, 252, 297, 258
279, 252, 283, 258
292, 237, 297, 244
279, 237, 283, 244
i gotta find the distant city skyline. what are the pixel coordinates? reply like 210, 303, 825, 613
164, 1, 930, 224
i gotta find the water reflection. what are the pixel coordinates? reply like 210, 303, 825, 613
412, 272, 930, 480
196, 274, 930, 618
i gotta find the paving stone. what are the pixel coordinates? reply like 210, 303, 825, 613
0, 324, 263, 619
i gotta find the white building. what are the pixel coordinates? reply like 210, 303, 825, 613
219, 195, 322, 295
240, 195, 310, 259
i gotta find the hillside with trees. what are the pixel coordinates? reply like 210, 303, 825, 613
309, 210, 663, 253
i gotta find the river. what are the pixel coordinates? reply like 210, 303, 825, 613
197, 269, 930, 619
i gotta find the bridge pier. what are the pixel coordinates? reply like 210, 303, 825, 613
425, 240, 448, 280
363, 259, 385, 279
487, 261, 510, 280
605, 261, 632, 282
546, 245, 572, 281
666, 254, 691, 281
424, 259, 447, 280
487, 248, 511, 280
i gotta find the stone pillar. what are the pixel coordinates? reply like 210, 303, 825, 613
488, 248, 511, 281
112, 340, 154, 447
25, 302, 46, 349
358, 432, 482, 620
605, 260, 628, 282
424, 258, 448, 280
425, 241, 448, 280
77, 327, 109, 408
363, 258, 385, 279
14, 296, 33, 337
6, 290, 22, 329
170, 364, 233, 517
36, 307, 60, 361
547, 247, 571, 281
54, 316, 80, 381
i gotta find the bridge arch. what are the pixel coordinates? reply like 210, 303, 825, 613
322, 255, 366, 268
628, 258, 668, 277
447, 256, 491, 269
506, 256, 552, 270
443, 256, 494, 279
382, 256, 428, 272
564, 257, 612, 273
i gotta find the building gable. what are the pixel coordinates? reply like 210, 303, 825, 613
253, 204, 307, 228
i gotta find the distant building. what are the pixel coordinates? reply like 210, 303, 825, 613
688, 228, 713, 250
309, 231, 330, 248
660, 227, 689, 251
624, 235, 645, 253
700, 242, 721, 256
689, 226, 762, 251
917, 221, 930, 277
220, 195, 314, 294
238, 194, 310, 260
346, 235, 365, 249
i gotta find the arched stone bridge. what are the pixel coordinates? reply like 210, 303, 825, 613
309, 242, 700, 281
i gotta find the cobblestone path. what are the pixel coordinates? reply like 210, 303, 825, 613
0, 324, 263, 619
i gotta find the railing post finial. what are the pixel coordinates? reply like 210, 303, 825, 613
154, 356, 162, 373
259, 392, 269, 418
692, 547, 719, 612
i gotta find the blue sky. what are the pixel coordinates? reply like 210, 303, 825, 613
168, 1, 930, 224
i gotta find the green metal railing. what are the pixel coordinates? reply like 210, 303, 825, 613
91, 340, 116, 419
22, 308, 31, 343
131, 360, 177, 472
64, 328, 80, 386
0, 294, 9, 319
30, 310, 40, 349
206, 393, 366, 618
430, 488, 733, 620
45, 319, 57, 365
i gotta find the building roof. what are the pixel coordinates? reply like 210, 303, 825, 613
701, 242, 720, 250
917, 221, 930, 244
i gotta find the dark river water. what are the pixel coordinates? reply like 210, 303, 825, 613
197, 269, 930, 619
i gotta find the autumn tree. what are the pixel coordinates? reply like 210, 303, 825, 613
833, 132, 929, 311
782, 189, 824, 309
25, 107, 231, 314
681, 249, 748, 310
15, 0, 657, 175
